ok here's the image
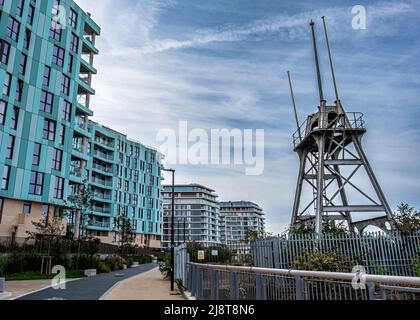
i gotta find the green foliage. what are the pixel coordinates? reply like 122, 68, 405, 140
129, 254, 152, 264
98, 261, 111, 274
292, 250, 352, 272
5, 270, 84, 281
159, 254, 171, 279
289, 220, 349, 236
103, 255, 125, 271
187, 242, 234, 263
2, 252, 44, 274
392, 203, 420, 234
74, 253, 100, 270
244, 230, 260, 242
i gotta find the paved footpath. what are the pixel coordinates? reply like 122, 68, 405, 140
103, 267, 184, 300
17, 263, 157, 300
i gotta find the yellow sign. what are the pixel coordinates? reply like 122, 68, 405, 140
197, 250, 205, 260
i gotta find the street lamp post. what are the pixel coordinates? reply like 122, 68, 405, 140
162, 168, 175, 292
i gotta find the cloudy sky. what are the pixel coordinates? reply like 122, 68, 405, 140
75, 0, 420, 234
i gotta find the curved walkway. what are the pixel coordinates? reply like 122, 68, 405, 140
102, 267, 184, 300
17, 263, 157, 300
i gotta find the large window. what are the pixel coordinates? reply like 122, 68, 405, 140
7, 17, 20, 42
61, 74, 70, 96
49, 23, 62, 41
69, 9, 78, 29
68, 54, 73, 73
52, 148, 63, 171
43, 118, 56, 141
15, 79, 23, 102
0, 100, 6, 125
54, 177, 64, 199
24, 29, 31, 50
0, 40, 10, 64
23, 202, 31, 214
29, 171, 44, 195
70, 33, 79, 53
19, 53, 27, 75
6, 135, 15, 159
43, 66, 51, 86
33, 143, 41, 166
63, 100, 72, 121
40, 91, 53, 113
16, 0, 24, 17
3, 72, 11, 96
52, 45, 65, 67
1, 165, 10, 190
11, 107, 19, 130
59, 124, 65, 145
28, 5, 35, 25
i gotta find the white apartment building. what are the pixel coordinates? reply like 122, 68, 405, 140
162, 184, 220, 248
220, 201, 265, 243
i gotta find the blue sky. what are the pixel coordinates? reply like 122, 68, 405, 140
76, 0, 420, 234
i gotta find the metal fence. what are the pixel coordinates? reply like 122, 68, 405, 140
187, 263, 420, 301
251, 232, 420, 276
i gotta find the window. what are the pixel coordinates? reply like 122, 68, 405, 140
11, 107, 19, 130
59, 124, 65, 145
28, 5, 35, 25
0, 40, 10, 64
63, 100, 72, 121
2, 165, 10, 190
23, 202, 31, 214
16, 79, 23, 102
70, 33, 79, 53
1, 164, 10, 190
42, 204, 49, 216
52, 45, 65, 67
69, 9, 78, 29
7, 17, 20, 42
49, 22, 62, 41
61, 74, 70, 95
43, 66, 51, 86
33, 143, 41, 166
29, 171, 44, 195
0, 100, 6, 125
54, 177, 64, 199
19, 53, 27, 75
43, 119, 56, 141
24, 29, 31, 50
3, 72, 11, 96
40, 91, 53, 113
68, 54, 73, 73
6, 135, 15, 159
52, 148, 63, 171
16, 0, 24, 17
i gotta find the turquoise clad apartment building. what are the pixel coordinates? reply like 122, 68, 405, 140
0, 0, 163, 248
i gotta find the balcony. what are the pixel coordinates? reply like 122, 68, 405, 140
74, 117, 90, 137
80, 56, 97, 75
93, 150, 114, 163
94, 137, 114, 150
87, 220, 111, 230
69, 166, 84, 182
78, 75, 95, 95
92, 192, 113, 203
91, 176, 113, 189
82, 35, 99, 55
92, 163, 113, 176
71, 145, 89, 161
91, 206, 112, 216
76, 94, 93, 116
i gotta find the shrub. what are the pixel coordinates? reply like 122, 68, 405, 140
98, 261, 111, 274
104, 255, 124, 271
414, 256, 420, 277
159, 254, 171, 279
292, 250, 352, 273
75, 254, 100, 270
129, 254, 152, 264
3, 252, 44, 274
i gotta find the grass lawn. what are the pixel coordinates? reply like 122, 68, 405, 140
4, 270, 85, 281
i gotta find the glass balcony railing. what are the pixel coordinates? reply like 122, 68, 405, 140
91, 206, 111, 214
92, 163, 113, 174
91, 177, 113, 187
93, 150, 113, 160
89, 221, 111, 229
93, 192, 112, 200
70, 167, 83, 177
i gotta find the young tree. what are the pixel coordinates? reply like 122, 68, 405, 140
116, 215, 135, 257
392, 203, 420, 234
26, 215, 66, 257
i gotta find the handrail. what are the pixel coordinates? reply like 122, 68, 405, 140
189, 262, 420, 286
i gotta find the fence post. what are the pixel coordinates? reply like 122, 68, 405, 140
210, 269, 219, 300
367, 282, 377, 300
197, 268, 203, 300
295, 276, 306, 300
229, 271, 239, 300
255, 273, 266, 300
191, 266, 197, 297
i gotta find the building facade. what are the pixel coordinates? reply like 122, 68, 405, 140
162, 184, 220, 248
219, 201, 265, 243
0, 0, 163, 247
0, 0, 100, 242
85, 121, 163, 248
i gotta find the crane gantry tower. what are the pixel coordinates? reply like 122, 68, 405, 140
288, 18, 393, 235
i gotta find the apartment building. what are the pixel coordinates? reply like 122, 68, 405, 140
162, 184, 220, 248
85, 121, 163, 248
219, 201, 265, 243
0, 0, 163, 247
0, 0, 100, 242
